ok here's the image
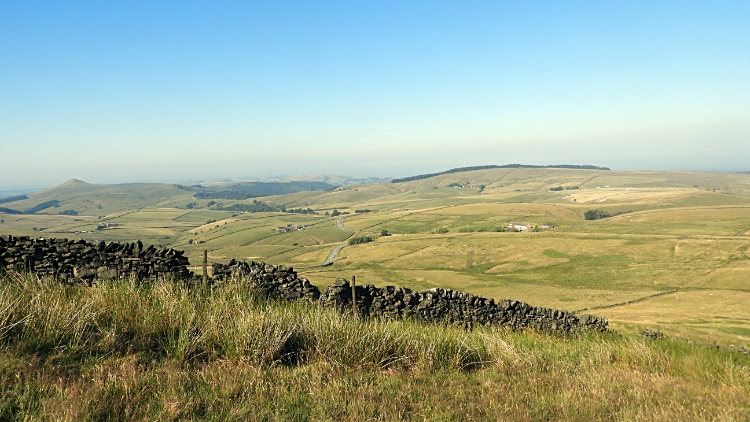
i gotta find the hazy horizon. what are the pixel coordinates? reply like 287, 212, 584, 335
2, 1, 748, 188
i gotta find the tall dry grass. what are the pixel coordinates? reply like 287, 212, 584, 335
0, 272, 748, 421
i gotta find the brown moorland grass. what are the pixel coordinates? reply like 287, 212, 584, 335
0, 273, 749, 421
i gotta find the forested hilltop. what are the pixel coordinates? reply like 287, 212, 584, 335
190, 181, 336, 200
391, 164, 610, 183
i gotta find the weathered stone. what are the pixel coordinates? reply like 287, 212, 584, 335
74, 267, 97, 278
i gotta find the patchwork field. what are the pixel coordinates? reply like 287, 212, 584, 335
2, 168, 749, 348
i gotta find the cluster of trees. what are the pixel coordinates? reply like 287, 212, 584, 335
584, 209, 631, 220
551, 186, 579, 191
392, 164, 610, 183
348, 235, 374, 246
355, 209, 373, 213
223, 201, 278, 213
0, 195, 27, 205
209, 200, 318, 215
25, 200, 60, 214
282, 207, 316, 214
0, 197, 88, 217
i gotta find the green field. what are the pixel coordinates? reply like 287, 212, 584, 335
2, 168, 750, 347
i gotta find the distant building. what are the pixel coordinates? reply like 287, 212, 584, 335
508, 222, 532, 232
539, 224, 554, 230
276, 224, 307, 233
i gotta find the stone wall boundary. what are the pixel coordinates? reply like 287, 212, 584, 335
573, 290, 679, 314
2, 236, 609, 336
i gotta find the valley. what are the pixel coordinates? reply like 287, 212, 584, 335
2, 167, 750, 347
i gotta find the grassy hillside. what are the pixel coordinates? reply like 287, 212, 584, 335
2, 168, 750, 348
0, 274, 747, 421
0, 179, 193, 216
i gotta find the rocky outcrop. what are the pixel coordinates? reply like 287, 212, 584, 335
319, 279, 608, 334
0, 235, 191, 283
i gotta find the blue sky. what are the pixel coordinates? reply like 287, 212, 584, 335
1, 1, 748, 187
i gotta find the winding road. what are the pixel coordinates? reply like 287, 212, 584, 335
297, 243, 346, 268
299, 217, 383, 268
322, 244, 347, 266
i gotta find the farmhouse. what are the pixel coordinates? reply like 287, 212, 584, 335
276, 224, 308, 233
508, 222, 532, 232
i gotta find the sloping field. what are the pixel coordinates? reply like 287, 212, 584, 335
3, 168, 750, 347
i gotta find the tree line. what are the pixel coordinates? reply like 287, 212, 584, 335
584, 209, 631, 220
391, 164, 610, 183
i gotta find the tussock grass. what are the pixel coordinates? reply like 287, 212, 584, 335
1, 272, 749, 420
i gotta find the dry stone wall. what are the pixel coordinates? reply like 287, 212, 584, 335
0, 237, 607, 335
0, 235, 191, 283
211, 259, 321, 301
320, 278, 607, 334
213, 258, 608, 335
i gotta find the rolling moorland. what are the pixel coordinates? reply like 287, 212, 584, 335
2, 167, 749, 347
1, 167, 750, 419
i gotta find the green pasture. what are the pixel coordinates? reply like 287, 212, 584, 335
296, 230, 750, 347
3, 168, 750, 348
304, 222, 354, 244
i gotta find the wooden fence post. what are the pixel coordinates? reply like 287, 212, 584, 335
351, 275, 357, 317
203, 249, 208, 284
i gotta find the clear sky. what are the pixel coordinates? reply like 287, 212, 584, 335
1, 1, 749, 187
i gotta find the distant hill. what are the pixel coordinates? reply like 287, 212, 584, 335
0, 179, 193, 216
190, 181, 336, 200
392, 164, 610, 183
269, 174, 393, 186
